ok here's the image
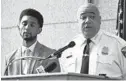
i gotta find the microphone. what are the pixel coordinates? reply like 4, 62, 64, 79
44, 62, 57, 72
48, 41, 75, 58
36, 62, 57, 73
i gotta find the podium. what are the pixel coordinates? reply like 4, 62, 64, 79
1, 72, 122, 80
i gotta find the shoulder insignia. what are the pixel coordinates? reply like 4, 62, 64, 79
121, 46, 126, 58
102, 46, 109, 55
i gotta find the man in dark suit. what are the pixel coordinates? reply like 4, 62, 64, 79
4, 8, 60, 75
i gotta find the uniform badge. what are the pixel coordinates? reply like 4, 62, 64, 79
121, 46, 126, 58
102, 46, 109, 55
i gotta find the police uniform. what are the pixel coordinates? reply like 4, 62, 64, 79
59, 30, 126, 79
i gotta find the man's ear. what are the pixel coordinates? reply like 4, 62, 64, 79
38, 28, 42, 34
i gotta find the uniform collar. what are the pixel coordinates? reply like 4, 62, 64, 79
77, 30, 102, 46
91, 30, 102, 45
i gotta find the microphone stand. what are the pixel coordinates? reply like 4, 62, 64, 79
4, 56, 48, 75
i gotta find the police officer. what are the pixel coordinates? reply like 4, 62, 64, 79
59, 3, 126, 79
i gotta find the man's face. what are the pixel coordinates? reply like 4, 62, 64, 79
78, 7, 101, 38
18, 15, 42, 41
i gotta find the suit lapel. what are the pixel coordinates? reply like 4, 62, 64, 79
30, 42, 43, 74
11, 47, 22, 75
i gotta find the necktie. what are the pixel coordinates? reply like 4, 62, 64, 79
81, 39, 91, 74
23, 48, 31, 74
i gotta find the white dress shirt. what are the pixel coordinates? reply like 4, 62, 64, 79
21, 41, 37, 74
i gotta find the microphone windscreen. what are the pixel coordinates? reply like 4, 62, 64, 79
44, 62, 57, 72
68, 41, 75, 47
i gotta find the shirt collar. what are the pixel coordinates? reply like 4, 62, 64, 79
91, 30, 102, 44
22, 41, 37, 53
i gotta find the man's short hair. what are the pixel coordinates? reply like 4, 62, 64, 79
19, 8, 43, 28
77, 3, 100, 20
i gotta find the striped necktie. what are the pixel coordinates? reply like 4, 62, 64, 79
81, 39, 91, 74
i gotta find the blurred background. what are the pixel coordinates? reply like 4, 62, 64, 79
1, 0, 126, 75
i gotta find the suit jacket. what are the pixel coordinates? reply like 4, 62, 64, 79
5, 42, 60, 75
